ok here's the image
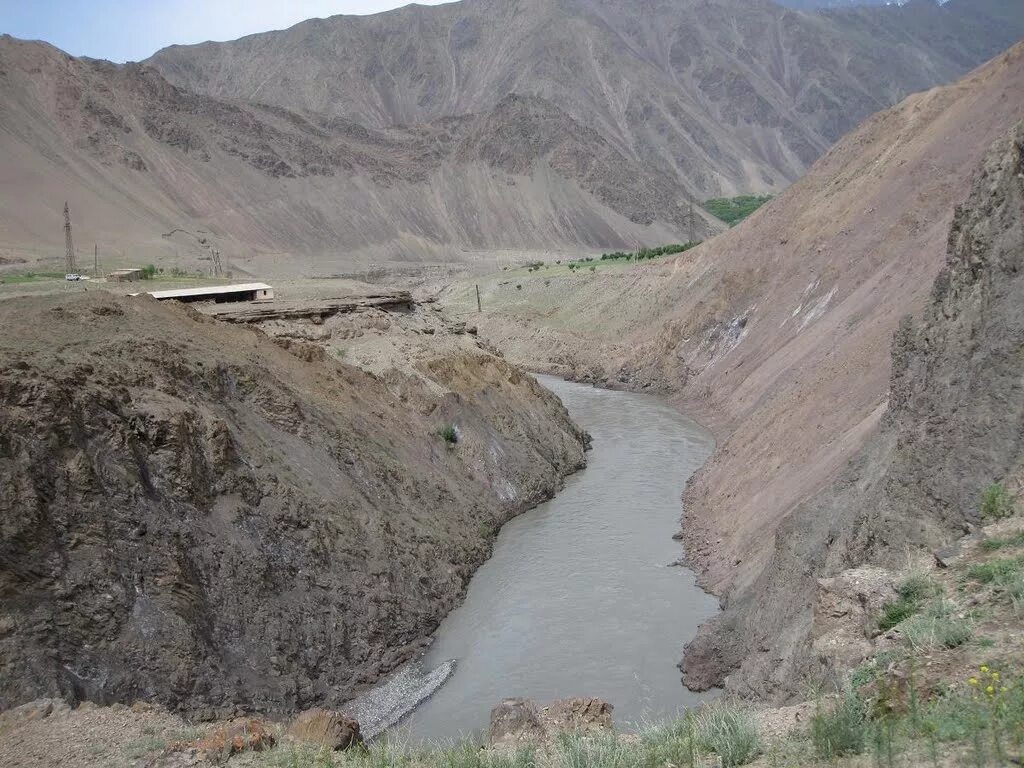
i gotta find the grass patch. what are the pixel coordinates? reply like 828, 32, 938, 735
704, 195, 773, 226
693, 702, 760, 766
966, 556, 1024, 585
125, 734, 167, 759
810, 693, 866, 759
981, 530, 1024, 551
0, 270, 67, 284
901, 601, 973, 650
878, 575, 940, 631
555, 731, 635, 768
981, 483, 1017, 520
439, 424, 459, 445
878, 599, 917, 631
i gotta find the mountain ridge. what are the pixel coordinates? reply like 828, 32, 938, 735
148, 0, 1024, 197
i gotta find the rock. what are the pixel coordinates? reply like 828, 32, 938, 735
187, 718, 275, 762
286, 708, 362, 750
545, 697, 614, 734
488, 698, 544, 746
811, 566, 898, 677
489, 697, 614, 747
933, 532, 987, 568
3, 698, 71, 724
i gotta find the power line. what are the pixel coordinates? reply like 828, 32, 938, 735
63, 202, 76, 274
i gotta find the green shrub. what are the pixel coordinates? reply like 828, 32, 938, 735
981, 483, 1016, 520
878, 575, 940, 631
810, 693, 866, 759
439, 424, 458, 445
896, 575, 939, 602
878, 597, 918, 631
694, 702, 760, 766
703, 196, 772, 226
140, 264, 158, 279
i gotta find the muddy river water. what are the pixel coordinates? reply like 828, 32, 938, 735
351, 375, 719, 742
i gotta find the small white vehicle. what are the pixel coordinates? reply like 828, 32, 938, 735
65, 273, 81, 281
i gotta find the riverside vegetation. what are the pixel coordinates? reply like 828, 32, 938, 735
703, 196, 773, 226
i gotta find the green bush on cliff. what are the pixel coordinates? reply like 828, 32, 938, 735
878, 575, 940, 631
981, 483, 1016, 520
440, 424, 459, 445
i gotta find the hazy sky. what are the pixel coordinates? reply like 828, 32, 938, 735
0, 0, 456, 62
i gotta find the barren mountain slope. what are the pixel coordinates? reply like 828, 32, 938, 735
0, 291, 588, 715
148, 0, 1024, 197
709, 118, 1024, 702
0, 36, 699, 276
442, 42, 1024, 697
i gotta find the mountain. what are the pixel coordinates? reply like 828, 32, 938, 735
148, 0, 1024, 198
2, 0, 1021, 275
0, 35, 701, 275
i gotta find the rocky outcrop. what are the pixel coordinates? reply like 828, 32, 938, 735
684, 120, 1024, 699
488, 697, 614, 747
0, 293, 588, 716
285, 708, 362, 750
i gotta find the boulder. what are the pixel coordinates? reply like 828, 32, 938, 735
286, 708, 362, 751
488, 698, 544, 747
545, 697, 614, 734
188, 718, 275, 762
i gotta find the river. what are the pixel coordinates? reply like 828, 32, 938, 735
349, 375, 719, 742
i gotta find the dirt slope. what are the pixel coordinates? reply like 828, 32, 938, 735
441, 42, 1024, 697
698, 119, 1024, 701
0, 36, 698, 276
148, 0, 1024, 198
0, 292, 588, 716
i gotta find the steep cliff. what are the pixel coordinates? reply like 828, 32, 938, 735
685, 119, 1024, 698
0, 293, 587, 716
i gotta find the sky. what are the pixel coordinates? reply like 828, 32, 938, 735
0, 0, 455, 62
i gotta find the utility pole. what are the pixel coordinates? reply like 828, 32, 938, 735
688, 195, 696, 244
475, 284, 482, 313
93, 244, 98, 277
63, 202, 76, 274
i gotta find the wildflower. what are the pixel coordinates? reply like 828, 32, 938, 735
969, 677, 980, 687
1001, 687, 1009, 693
991, 671, 1000, 681
986, 686, 995, 695
980, 665, 989, 674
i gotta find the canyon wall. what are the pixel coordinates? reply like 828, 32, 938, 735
0, 293, 587, 716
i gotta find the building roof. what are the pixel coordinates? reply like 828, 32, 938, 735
141, 283, 272, 300
109, 268, 142, 275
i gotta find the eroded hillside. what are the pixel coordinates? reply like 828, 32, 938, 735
0, 292, 587, 715
709, 117, 1024, 701
0, 36, 702, 275
149, 0, 1024, 197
